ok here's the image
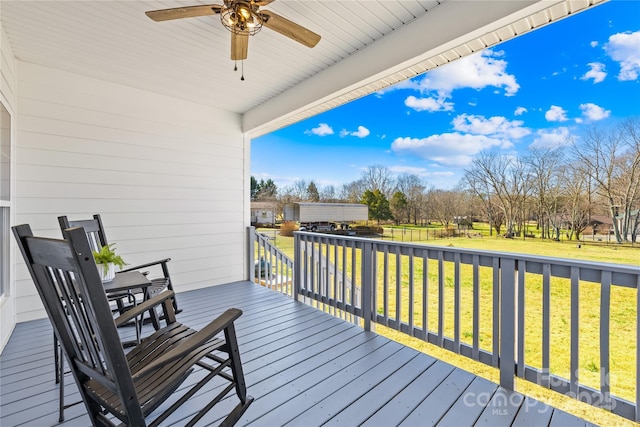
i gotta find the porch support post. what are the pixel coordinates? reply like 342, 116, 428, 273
500, 258, 516, 390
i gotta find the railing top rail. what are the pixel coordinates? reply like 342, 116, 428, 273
294, 231, 640, 277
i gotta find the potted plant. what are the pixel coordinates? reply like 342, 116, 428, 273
92, 244, 127, 282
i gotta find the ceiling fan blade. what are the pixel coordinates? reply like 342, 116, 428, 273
231, 30, 249, 60
145, 4, 222, 22
260, 11, 321, 48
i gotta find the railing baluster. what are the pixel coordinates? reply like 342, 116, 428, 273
422, 251, 428, 341
409, 247, 415, 336
342, 240, 347, 316
362, 240, 373, 331
324, 239, 334, 313
492, 257, 499, 368
396, 246, 401, 331
384, 249, 389, 326
601, 270, 611, 410
570, 266, 580, 396
542, 263, 551, 387
333, 242, 339, 315
304, 238, 310, 302
636, 274, 640, 422
472, 254, 479, 361
248, 226, 255, 282
268, 245, 274, 289
438, 251, 444, 347
351, 240, 357, 322
293, 233, 301, 300
317, 239, 322, 309
454, 252, 460, 354
517, 260, 525, 378
372, 243, 378, 325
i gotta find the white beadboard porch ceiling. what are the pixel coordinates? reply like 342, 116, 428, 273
2, 0, 605, 137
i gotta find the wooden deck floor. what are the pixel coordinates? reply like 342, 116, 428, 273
1, 281, 596, 426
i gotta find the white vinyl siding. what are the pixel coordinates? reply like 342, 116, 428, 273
14, 62, 246, 322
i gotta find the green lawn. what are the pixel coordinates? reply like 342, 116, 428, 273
257, 227, 640, 426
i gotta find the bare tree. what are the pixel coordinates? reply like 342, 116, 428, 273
574, 119, 640, 242
463, 168, 502, 235
360, 165, 396, 198
560, 165, 591, 240
526, 147, 564, 239
465, 152, 531, 236
339, 180, 367, 203
396, 174, 427, 224
428, 189, 465, 229
319, 185, 338, 202
285, 179, 308, 201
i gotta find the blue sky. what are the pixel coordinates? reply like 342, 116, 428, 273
251, 1, 640, 191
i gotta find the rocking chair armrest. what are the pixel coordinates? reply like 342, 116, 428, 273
114, 290, 175, 327
133, 307, 242, 380
119, 258, 172, 273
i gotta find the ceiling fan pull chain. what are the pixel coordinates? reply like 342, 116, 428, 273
241, 60, 245, 81
234, 60, 238, 72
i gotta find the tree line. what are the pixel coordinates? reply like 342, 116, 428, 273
252, 119, 640, 243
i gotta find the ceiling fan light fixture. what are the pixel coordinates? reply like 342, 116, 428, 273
220, 2, 263, 35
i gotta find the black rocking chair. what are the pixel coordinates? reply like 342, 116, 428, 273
13, 224, 253, 427
57, 214, 180, 313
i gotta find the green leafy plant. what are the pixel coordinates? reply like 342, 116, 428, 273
92, 244, 127, 275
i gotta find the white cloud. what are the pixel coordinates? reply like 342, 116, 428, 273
385, 49, 519, 113
581, 62, 607, 83
579, 103, 611, 121
389, 165, 455, 178
389, 166, 428, 176
354, 126, 370, 138
545, 105, 569, 122
514, 107, 528, 116
391, 133, 512, 167
305, 123, 334, 136
405, 95, 453, 112
605, 30, 640, 81
452, 114, 530, 139
341, 126, 370, 138
414, 49, 520, 97
530, 127, 573, 149
590, 41, 599, 48
408, 49, 520, 97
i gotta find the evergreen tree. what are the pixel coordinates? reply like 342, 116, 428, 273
390, 191, 408, 225
362, 189, 393, 223
307, 181, 320, 202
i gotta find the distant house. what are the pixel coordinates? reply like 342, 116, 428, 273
251, 202, 277, 227
586, 215, 614, 235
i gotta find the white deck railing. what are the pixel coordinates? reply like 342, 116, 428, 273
248, 227, 640, 422
249, 228, 295, 296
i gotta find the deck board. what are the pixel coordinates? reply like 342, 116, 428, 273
360, 360, 456, 426
0, 280, 598, 426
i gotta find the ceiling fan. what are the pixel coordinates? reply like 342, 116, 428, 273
145, 0, 321, 64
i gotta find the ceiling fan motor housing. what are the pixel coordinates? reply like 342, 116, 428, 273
220, 1, 263, 35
